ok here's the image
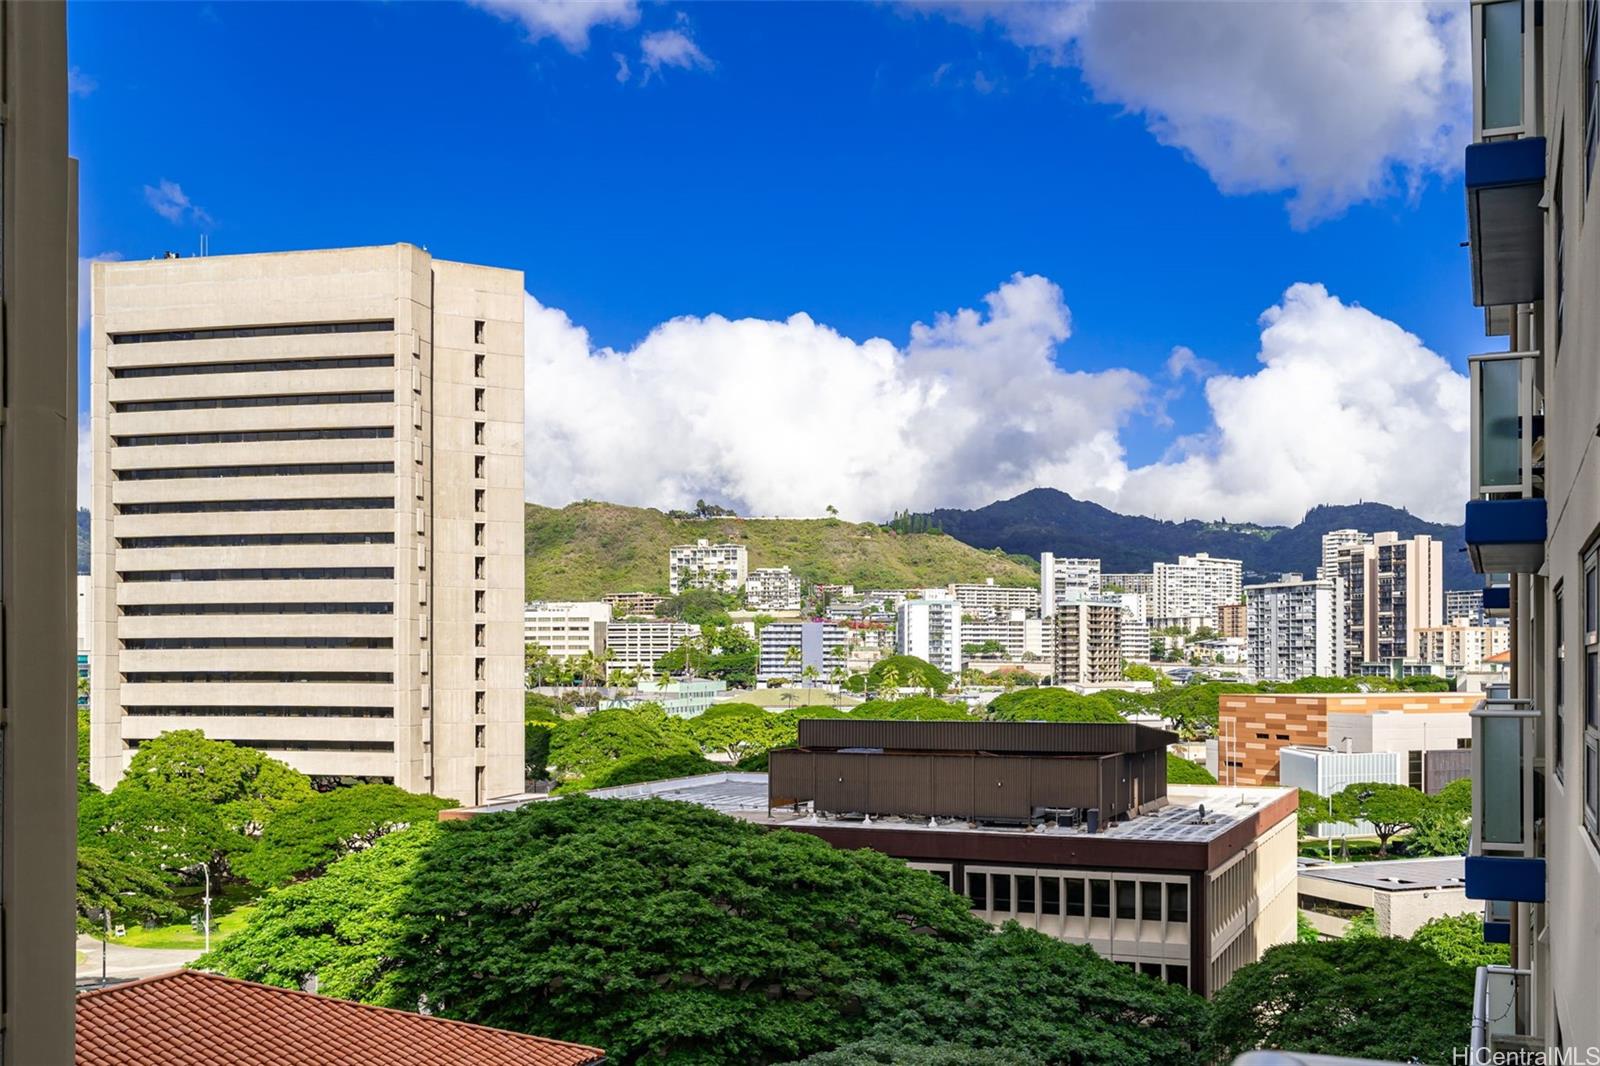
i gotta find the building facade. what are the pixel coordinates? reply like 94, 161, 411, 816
1416, 618, 1511, 671
1318, 529, 1371, 581
757, 620, 848, 682
745, 566, 803, 611
949, 578, 1040, 618
1117, 593, 1152, 663
960, 609, 1051, 661
604, 620, 699, 669
523, 601, 610, 660
896, 596, 962, 677
1215, 602, 1246, 640
89, 245, 524, 806
1150, 553, 1242, 630
1336, 532, 1443, 671
1051, 598, 1123, 684
1244, 576, 1343, 682
603, 591, 665, 618
1040, 554, 1101, 614
668, 539, 747, 595
3, 2, 78, 1055
1444, 587, 1488, 627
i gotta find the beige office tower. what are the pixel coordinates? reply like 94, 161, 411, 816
90, 245, 524, 806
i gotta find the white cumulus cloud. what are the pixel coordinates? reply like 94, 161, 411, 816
639, 29, 714, 80
522, 278, 1467, 526
143, 179, 210, 227
469, 0, 639, 51
923, 0, 1470, 226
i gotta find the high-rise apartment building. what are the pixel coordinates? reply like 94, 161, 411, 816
1416, 619, 1510, 672
1100, 572, 1154, 617
896, 596, 962, 677
1116, 593, 1152, 663
948, 578, 1039, 618
668, 539, 747, 595
757, 620, 848, 682
523, 602, 610, 660
1039, 553, 1100, 615
89, 245, 524, 806
745, 566, 802, 611
1244, 576, 1343, 682
1318, 529, 1371, 581
1445, 587, 1488, 627
1336, 532, 1443, 672
1215, 602, 1246, 640
4, 1, 78, 1056
1150, 553, 1242, 630
959, 608, 1050, 661
1051, 598, 1123, 684
603, 620, 699, 669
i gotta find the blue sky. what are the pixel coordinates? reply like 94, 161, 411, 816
70, 1, 1482, 524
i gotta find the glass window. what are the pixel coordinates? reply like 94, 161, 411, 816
1167, 883, 1189, 924
1166, 965, 1189, 989
1115, 881, 1136, 920
1139, 962, 1162, 979
1482, 714, 1526, 845
1041, 878, 1060, 916
990, 874, 1011, 913
1015, 876, 1035, 914
1482, 0, 1524, 130
1090, 879, 1109, 919
966, 872, 986, 910
1066, 879, 1085, 917
1141, 882, 1162, 921
1478, 356, 1524, 488
923, 869, 950, 890
110, 319, 393, 344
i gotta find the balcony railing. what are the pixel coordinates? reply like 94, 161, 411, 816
1470, 697, 1538, 858
1469, 351, 1541, 498
1472, 0, 1536, 141
1472, 966, 1542, 1059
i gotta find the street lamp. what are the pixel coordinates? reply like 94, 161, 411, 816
185, 862, 212, 953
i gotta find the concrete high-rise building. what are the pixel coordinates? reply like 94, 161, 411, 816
1244, 576, 1343, 682
745, 566, 802, 611
523, 602, 610, 660
1416, 619, 1510, 672
1335, 532, 1443, 672
668, 539, 747, 595
3, 1, 78, 1055
959, 608, 1050, 661
758, 620, 848, 682
948, 578, 1039, 618
1100, 572, 1154, 618
1318, 529, 1370, 581
90, 245, 524, 806
1051, 598, 1123, 684
1116, 593, 1151, 663
604, 621, 699, 669
1039, 554, 1100, 615
1445, 587, 1488, 627
1150, 553, 1242, 630
1215, 602, 1246, 640
896, 596, 962, 677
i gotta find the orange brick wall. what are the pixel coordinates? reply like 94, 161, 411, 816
1215, 692, 1482, 785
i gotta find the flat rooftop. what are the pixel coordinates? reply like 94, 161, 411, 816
1297, 856, 1465, 891
466, 772, 1295, 845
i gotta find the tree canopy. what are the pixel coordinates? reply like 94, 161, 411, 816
546, 703, 696, 780
1410, 912, 1509, 970
1206, 937, 1475, 1064
986, 689, 1123, 724
861, 655, 951, 695
118, 729, 313, 833
1333, 782, 1427, 855
78, 786, 241, 883
850, 696, 973, 721
564, 751, 726, 792
1166, 753, 1215, 784
231, 783, 455, 887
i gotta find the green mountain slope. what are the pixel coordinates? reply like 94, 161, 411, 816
525, 501, 1038, 600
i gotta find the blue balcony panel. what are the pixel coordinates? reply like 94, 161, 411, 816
1484, 921, 1511, 944
1483, 586, 1511, 614
1466, 498, 1546, 574
1465, 855, 1545, 903
1466, 137, 1546, 308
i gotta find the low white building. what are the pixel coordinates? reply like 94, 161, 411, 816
758, 621, 849, 683
605, 678, 727, 719
949, 578, 1040, 618
960, 609, 1050, 661
1416, 618, 1510, 671
1278, 745, 1404, 839
897, 596, 962, 677
1297, 857, 1474, 939
523, 601, 611, 660
746, 566, 803, 612
605, 620, 700, 669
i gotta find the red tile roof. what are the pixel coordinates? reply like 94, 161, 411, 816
76, 969, 604, 1066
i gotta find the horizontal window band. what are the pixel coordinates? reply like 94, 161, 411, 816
115, 427, 394, 447
117, 462, 394, 481
121, 602, 394, 616
112, 355, 394, 379
118, 533, 395, 549
119, 567, 395, 583
117, 498, 394, 515
114, 391, 394, 413
122, 671, 395, 683
122, 637, 394, 650
125, 738, 397, 753
123, 706, 395, 719
111, 320, 394, 344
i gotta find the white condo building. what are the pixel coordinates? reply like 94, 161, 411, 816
959, 609, 1050, 661
1444, 587, 1488, 627
949, 579, 1040, 618
758, 620, 848, 682
1416, 619, 1510, 672
896, 596, 962, 677
1039, 554, 1101, 614
1245, 576, 1343, 682
1317, 529, 1371, 581
523, 602, 610, 660
1116, 592, 1151, 662
88, 245, 525, 805
745, 566, 803, 611
668, 539, 748, 595
604, 621, 700, 669
1150, 553, 1242, 629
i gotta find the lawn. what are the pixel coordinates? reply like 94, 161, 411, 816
112, 904, 256, 951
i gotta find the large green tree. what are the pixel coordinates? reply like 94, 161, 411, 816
1166, 753, 1215, 784
118, 729, 314, 833
1333, 782, 1426, 855
986, 689, 1122, 724
232, 783, 455, 887
207, 799, 987, 1064
76, 844, 183, 934
1410, 913, 1509, 969
687, 703, 778, 761
1206, 937, 1475, 1064
860, 655, 951, 696
546, 704, 695, 780
850, 696, 972, 721
78, 786, 241, 883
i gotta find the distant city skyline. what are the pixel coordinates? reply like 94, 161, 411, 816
71, 2, 1480, 526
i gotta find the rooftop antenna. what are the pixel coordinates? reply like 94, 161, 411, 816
198, 234, 208, 257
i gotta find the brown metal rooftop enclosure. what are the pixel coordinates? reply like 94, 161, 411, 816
769, 719, 1179, 826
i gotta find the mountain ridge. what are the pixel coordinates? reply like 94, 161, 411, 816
919, 488, 1474, 590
